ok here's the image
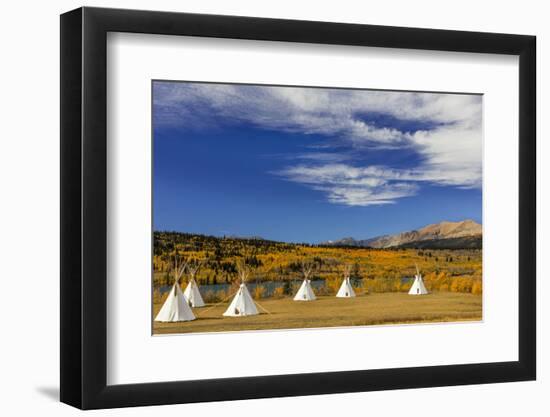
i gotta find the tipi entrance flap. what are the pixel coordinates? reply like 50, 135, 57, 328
408, 273, 429, 295
223, 283, 259, 317
293, 279, 316, 301
155, 283, 196, 322
183, 278, 205, 307
336, 277, 356, 298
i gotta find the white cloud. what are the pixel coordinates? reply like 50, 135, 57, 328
154, 82, 482, 206
154, 83, 479, 138
322, 183, 418, 206
276, 164, 418, 206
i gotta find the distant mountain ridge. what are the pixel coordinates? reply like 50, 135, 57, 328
323, 220, 482, 249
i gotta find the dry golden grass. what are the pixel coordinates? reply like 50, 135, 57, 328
153, 291, 482, 335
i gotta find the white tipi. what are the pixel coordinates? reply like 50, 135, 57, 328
183, 261, 205, 307
155, 257, 196, 322
408, 265, 429, 295
223, 262, 259, 317
336, 265, 356, 298
294, 261, 316, 301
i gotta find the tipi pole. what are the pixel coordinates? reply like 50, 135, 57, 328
195, 289, 238, 317
253, 300, 272, 315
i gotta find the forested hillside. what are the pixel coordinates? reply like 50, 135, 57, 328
153, 231, 482, 296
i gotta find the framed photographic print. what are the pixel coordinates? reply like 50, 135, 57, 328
150, 80, 484, 334
60, 6, 536, 409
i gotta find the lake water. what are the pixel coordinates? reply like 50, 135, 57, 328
158, 279, 328, 297
157, 277, 414, 296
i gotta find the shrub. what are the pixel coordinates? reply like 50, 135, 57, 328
272, 286, 285, 299
153, 288, 163, 304
202, 289, 229, 303
471, 280, 483, 295
253, 285, 266, 299
315, 283, 331, 296
450, 280, 460, 292
326, 277, 341, 295
282, 280, 293, 295
217, 289, 229, 302
203, 290, 218, 303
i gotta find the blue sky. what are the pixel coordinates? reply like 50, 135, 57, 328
153, 81, 482, 243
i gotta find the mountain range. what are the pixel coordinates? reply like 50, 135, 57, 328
322, 219, 482, 249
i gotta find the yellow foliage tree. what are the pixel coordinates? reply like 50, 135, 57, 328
471, 281, 483, 295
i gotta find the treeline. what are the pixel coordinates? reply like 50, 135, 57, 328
153, 231, 482, 295
397, 236, 482, 250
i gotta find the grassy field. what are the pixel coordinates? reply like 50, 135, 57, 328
153, 291, 482, 335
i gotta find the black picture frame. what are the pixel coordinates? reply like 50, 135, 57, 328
60, 6, 536, 410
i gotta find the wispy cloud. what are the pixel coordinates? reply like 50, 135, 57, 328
276, 164, 416, 206
154, 82, 482, 206
293, 152, 351, 163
